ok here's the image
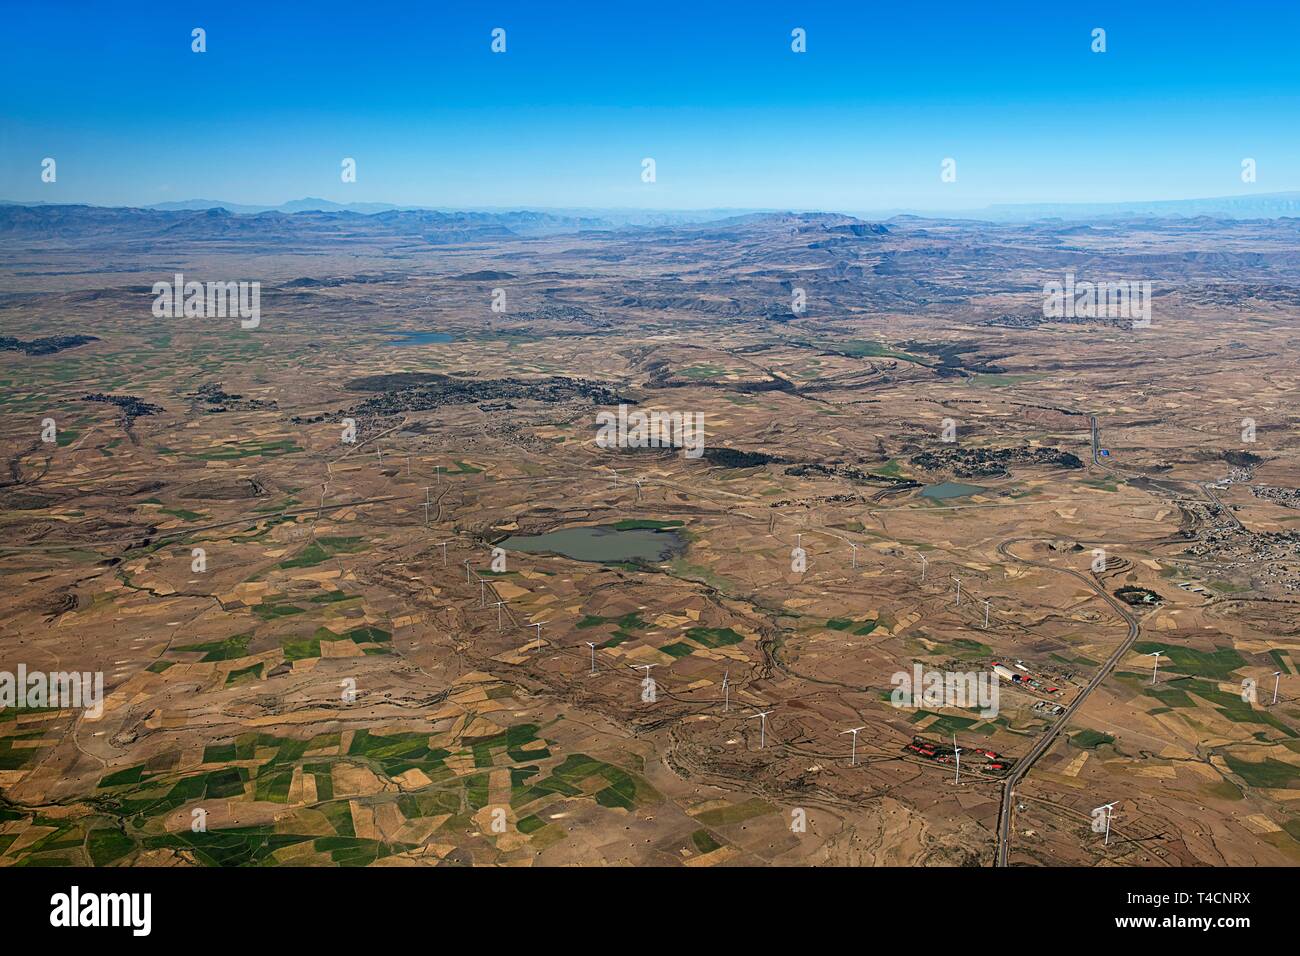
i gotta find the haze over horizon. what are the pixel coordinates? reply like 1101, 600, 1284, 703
10, 191, 1300, 222
3, 0, 1299, 211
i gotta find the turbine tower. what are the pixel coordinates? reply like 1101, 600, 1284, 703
527, 621, 547, 652
1093, 801, 1118, 847
840, 726, 866, 767
747, 710, 773, 750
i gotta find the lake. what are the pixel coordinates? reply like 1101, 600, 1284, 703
920, 481, 986, 501
499, 524, 687, 563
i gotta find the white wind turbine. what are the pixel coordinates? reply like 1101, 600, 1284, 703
527, 621, 547, 651
1094, 801, 1118, 847
748, 710, 773, 750
840, 726, 866, 767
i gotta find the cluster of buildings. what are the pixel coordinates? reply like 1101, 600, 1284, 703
992, 661, 1060, 695
1208, 466, 1254, 490
1184, 524, 1300, 592
906, 737, 1009, 772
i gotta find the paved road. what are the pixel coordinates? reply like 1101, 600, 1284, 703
1093, 413, 1242, 530
993, 536, 1142, 865
1199, 480, 1245, 532
995, 416, 1145, 865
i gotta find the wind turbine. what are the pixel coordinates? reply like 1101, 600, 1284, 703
1094, 801, 1117, 846
919, 553, 927, 583
982, 598, 991, 629
721, 670, 730, 712
1272, 671, 1282, 705
1148, 651, 1161, 685
435, 541, 449, 567
747, 710, 773, 750
463, 559, 473, 584
584, 641, 597, 674
952, 734, 962, 785
629, 662, 658, 699
840, 726, 866, 766
527, 621, 547, 651
849, 543, 858, 570
488, 600, 506, 631
952, 575, 962, 606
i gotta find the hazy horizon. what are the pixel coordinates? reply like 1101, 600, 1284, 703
8, 190, 1300, 224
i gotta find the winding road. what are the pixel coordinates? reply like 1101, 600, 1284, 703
994, 415, 1145, 865
992, 537, 1143, 864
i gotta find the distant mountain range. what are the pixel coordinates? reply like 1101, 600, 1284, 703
0, 203, 807, 247
0, 199, 775, 237
148, 197, 403, 215
4, 192, 1300, 224
844, 192, 1300, 222
67, 198, 768, 229
124, 191, 1300, 221
5, 205, 1300, 309
0, 204, 572, 245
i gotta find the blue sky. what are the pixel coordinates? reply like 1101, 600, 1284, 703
3, 0, 1298, 211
